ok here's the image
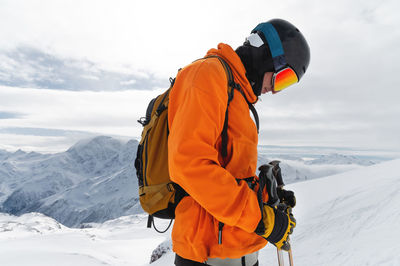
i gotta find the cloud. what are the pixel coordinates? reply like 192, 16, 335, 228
0, 0, 399, 152
0, 85, 165, 152
0, 112, 23, 119
0, 127, 91, 137
0, 132, 97, 153
120, 80, 136, 86
256, 91, 400, 150
0, 46, 167, 91
0, 126, 94, 152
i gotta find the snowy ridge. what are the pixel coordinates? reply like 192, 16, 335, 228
304, 153, 375, 165
0, 159, 399, 265
0, 212, 65, 237
257, 152, 375, 184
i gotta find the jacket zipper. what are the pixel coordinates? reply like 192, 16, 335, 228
218, 222, 224, 245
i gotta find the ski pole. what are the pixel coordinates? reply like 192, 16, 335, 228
277, 248, 284, 266
258, 164, 284, 266
269, 161, 295, 266
288, 248, 294, 266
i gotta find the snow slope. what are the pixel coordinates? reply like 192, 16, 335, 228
259, 158, 400, 266
0, 159, 399, 265
0, 213, 168, 266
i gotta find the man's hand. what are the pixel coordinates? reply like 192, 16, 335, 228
268, 161, 296, 208
256, 204, 296, 251
277, 188, 296, 208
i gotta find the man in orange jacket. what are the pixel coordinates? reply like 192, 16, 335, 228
168, 19, 310, 265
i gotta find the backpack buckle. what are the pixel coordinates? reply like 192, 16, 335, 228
167, 183, 174, 192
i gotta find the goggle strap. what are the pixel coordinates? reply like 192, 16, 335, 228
253, 22, 288, 71
253, 23, 284, 58
272, 55, 287, 72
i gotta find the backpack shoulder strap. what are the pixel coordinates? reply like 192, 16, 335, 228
217, 56, 260, 134
204, 56, 259, 158
204, 55, 238, 158
156, 77, 175, 113
237, 89, 260, 134
195, 55, 259, 158
249, 103, 260, 133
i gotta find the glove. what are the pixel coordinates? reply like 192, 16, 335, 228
277, 188, 296, 208
268, 161, 296, 208
256, 204, 296, 251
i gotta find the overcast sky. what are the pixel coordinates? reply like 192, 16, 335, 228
0, 0, 399, 153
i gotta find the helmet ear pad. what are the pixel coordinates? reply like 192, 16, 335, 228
236, 42, 274, 96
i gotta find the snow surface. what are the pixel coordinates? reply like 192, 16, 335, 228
1, 159, 399, 265
0, 213, 169, 266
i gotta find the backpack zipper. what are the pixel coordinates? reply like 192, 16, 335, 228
143, 133, 150, 186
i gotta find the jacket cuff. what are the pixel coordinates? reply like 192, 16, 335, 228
235, 191, 261, 233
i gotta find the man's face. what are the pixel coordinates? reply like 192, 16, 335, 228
261, 72, 274, 94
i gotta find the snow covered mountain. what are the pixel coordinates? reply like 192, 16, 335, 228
257, 152, 377, 184
1, 159, 399, 266
0, 136, 141, 227
0, 136, 385, 228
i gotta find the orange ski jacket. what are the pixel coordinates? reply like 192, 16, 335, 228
168, 43, 267, 262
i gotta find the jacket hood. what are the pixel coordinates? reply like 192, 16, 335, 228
206, 43, 258, 104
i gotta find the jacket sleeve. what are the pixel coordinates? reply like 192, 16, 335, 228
168, 59, 261, 233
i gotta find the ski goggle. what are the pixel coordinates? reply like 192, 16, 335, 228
246, 31, 299, 93
272, 67, 299, 93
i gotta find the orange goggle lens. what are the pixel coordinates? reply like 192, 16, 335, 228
272, 67, 299, 93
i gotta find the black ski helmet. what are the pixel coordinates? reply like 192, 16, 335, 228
236, 18, 310, 96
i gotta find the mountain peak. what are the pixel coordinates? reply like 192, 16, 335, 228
68, 136, 122, 152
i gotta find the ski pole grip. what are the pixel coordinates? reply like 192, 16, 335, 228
269, 160, 284, 187
257, 166, 267, 210
258, 164, 279, 207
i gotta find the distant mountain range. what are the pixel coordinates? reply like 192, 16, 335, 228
0, 136, 140, 227
0, 136, 380, 227
257, 152, 377, 184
